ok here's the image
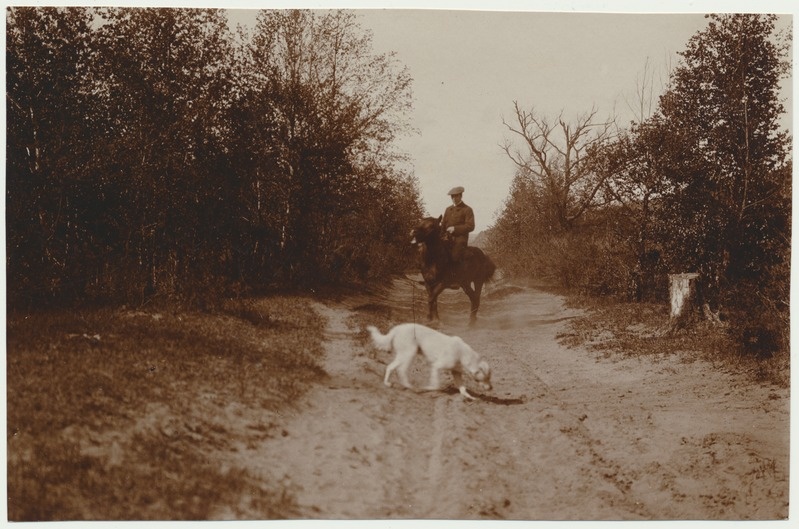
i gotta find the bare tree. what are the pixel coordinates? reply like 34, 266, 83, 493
623, 57, 658, 124
501, 102, 617, 231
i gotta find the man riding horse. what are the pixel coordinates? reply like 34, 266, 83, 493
410, 186, 494, 324
442, 186, 474, 266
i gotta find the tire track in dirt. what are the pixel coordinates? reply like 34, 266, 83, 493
224, 299, 448, 518
421, 293, 651, 519
225, 280, 788, 520
362, 280, 653, 519
469, 285, 789, 520
423, 396, 448, 515
373, 284, 648, 518
375, 279, 787, 519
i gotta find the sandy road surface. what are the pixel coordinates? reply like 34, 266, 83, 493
230, 280, 789, 520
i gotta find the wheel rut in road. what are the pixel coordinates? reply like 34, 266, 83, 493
230, 281, 788, 520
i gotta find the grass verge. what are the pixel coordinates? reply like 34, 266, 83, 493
555, 295, 789, 388
7, 296, 326, 520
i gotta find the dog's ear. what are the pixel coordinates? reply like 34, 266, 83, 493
474, 360, 492, 390
477, 360, 491, 379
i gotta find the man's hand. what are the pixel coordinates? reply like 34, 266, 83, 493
446, 226, 455, 234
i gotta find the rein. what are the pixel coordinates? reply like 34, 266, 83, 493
409, 272, 420, 343
411, 274, 418, 324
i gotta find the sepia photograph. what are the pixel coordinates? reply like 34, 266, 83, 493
4, 0, 794, 522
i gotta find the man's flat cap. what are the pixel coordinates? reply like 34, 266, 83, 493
447, 186, 465, 195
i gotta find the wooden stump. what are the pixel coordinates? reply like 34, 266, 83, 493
668, 272, 700, 333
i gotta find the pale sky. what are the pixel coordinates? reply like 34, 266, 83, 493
227, 2, 793, 232
356, 10, 711, 231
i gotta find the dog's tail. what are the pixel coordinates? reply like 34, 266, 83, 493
366, 325, 394, 352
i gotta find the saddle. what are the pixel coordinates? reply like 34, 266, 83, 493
445, 246, 474, 289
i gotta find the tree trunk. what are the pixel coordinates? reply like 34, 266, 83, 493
668, 272, 700, 333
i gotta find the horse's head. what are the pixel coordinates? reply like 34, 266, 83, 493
410, 216, 443, 245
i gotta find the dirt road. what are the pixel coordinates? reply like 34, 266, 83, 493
228, 280, 789, 520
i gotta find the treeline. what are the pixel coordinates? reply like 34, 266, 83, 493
489, 14, 791, 355
7, 7, 423, 308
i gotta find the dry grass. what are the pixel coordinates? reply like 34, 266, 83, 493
556, 296, 789, 388
6, 296, 326, 520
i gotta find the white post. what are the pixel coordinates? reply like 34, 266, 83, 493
668, 272, 700, 332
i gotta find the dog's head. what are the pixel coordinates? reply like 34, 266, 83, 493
471, 359, 492, 391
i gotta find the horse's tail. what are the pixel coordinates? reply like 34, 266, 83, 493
366, 325, 394, 352
485, 254, 497, 281
477, 251, 497, 282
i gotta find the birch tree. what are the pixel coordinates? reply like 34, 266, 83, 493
239, 9, 414, 283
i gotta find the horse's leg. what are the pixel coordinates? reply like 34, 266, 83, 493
474, 280, 483, 302
462, 279, 485, 325
424, 283, 435, 321
461, 282, 478, 325
473, 280, 484, 320
427, 282, 446, 323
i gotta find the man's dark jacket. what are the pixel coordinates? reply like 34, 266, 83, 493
442, 201, 475, 260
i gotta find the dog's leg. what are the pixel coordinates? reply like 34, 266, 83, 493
397, 360, 414, 389
424, 366, 441, 392
384, 357, 402, 387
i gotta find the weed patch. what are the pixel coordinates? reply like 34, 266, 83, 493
556, 297, 789, 388
7, 296, 324, 520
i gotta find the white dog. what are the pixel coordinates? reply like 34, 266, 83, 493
366, 323, 492, 400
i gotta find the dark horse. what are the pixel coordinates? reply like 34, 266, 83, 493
410, 216, 496, 325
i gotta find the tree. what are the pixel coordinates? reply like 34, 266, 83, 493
487, 166, 546, 278
656, 14, 791, 321
594, 116, 678, 300
492, 104, 619, 289
91, 7, 236, 300
238, 9, 415, 284
6, 7, 97, 303
6, 7, 423, 307
501, 103, 617, 231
